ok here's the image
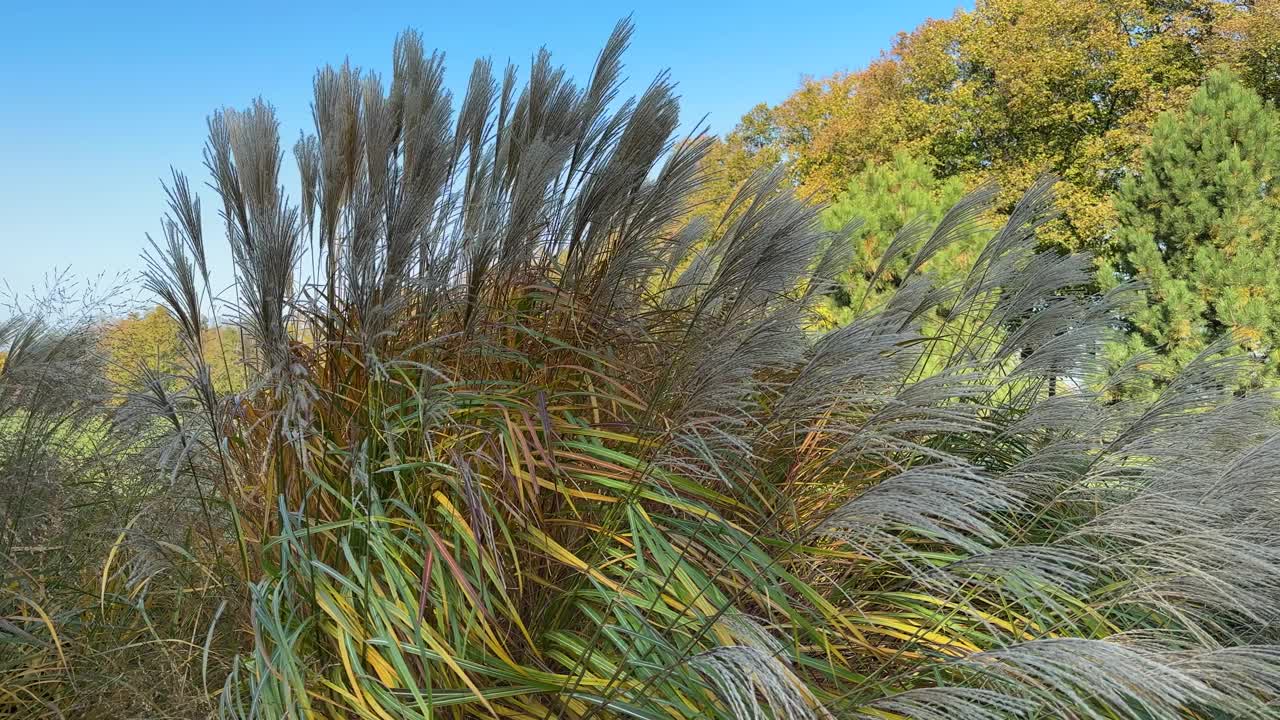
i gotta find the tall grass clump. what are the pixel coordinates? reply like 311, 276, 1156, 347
22, 19, 1280, 719
1, 279, 244, 718
0, 312, 104, 716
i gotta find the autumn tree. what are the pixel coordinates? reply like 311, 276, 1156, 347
1215, 0, 1280, 104
100, 305, 184, 388
1101, 70, 1280, 384
690, 104, 781, 214
707, 0, 1272, 252
100, 305, 245, 393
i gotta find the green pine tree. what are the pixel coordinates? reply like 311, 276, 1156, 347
1102, 69, 1280, 388
821, 150, 983, 325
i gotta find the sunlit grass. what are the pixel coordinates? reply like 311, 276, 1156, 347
5, 19, 1280, 720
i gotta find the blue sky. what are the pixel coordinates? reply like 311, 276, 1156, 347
0, 1, 965, 301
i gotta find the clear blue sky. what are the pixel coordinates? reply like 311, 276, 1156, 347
0, 0, 966, 300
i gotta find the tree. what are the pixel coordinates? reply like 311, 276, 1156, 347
1216, 0, 1280, 104
819, 150, 980, 324
100, 305, 246, 394
708, 0, 1272, 252
1102, 70, 1280, 384
690, 104, 781, 214
99, 305, 184, 389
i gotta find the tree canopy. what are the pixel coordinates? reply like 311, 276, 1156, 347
100, 305, 246, 394
819, 150, 980, 324
1101, 69, 1280, 385
708, 0, 1280, 251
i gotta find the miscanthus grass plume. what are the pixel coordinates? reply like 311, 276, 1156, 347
7, 18, 1280, 720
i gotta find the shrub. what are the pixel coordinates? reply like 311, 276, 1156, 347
11, 19, 1280, 720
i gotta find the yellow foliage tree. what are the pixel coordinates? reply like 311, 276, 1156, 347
100, 305, 245, 394
706, 0, 1270, 252
99, 306, 183, 388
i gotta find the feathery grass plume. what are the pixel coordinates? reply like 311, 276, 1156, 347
107, 18, 1280, 720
